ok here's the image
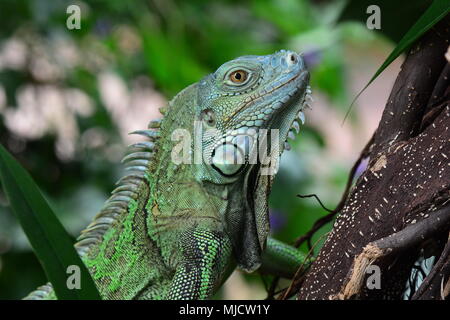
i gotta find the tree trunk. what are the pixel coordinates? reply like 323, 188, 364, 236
296, 16, 450, 300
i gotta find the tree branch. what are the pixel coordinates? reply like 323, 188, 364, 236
334, 205, 450, 299
297, 16, 450, 300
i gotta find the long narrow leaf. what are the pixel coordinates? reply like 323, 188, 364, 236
367, 0, 449, 89
0, 144, 101, 300
344, 0, 450, 121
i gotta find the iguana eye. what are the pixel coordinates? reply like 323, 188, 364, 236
229, 70, 248, 84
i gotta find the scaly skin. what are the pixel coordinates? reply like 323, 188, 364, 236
25, 50, 311, 300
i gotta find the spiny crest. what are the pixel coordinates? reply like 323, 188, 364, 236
284, 85, 313, 151
23, 284, 53, 300
74, 118, 163, 257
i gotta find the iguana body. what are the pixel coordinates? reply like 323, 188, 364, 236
25, 50, 311, 300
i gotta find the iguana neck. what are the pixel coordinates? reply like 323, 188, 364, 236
71, 84, 202, 299
146, 83, 230, 266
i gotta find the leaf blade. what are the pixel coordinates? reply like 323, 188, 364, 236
367, 0, 449, 87
0, 144, 101, 300
344, 0, 450, 121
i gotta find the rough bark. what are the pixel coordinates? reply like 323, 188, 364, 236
297, 16, 450, 300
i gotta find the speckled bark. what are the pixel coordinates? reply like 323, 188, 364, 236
297, 17, 450, 300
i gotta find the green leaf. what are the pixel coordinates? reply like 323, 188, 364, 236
344, 0, 450, 121
0, 144, 101, 300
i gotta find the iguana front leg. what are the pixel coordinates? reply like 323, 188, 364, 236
167, 230, 233, 299
167, 233, 310, 299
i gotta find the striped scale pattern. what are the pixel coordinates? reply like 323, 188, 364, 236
167, 230, 232, 299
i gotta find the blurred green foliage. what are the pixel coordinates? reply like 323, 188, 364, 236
0, 0, 405, 299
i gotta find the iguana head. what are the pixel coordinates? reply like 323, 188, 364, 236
197, 50, 310, 179
195, 50, 311, 272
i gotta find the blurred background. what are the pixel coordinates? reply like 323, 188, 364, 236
0, 0, 405, 299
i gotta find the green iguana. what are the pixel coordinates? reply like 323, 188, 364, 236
25, 50, 312, 300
